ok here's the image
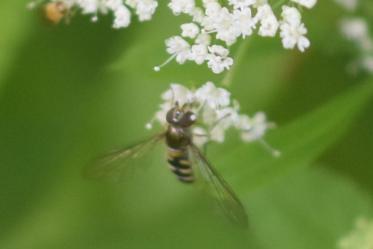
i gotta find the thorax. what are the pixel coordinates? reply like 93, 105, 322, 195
166, 125, 192, 149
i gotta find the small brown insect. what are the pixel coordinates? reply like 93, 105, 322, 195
44, 2, 67, 24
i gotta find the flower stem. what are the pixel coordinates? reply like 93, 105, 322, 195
272, 0, 290, 9
221, 38, 251, 87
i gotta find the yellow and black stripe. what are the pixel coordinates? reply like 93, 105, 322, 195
167, 147, 194, 183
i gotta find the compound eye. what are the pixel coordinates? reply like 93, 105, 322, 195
166, 108, 176, 123
174, 110, 181, 120
166, 108, 183, 124
179, 111, 197, 127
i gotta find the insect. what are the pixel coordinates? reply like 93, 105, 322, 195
44, 1, 69, 24
87, 102, 248, 228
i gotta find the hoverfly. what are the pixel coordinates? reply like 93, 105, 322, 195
87, 102, 248, 228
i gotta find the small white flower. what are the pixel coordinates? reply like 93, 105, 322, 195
195, 81, 231, 108
340, 18, 369, 41
240, 112, 270, 142
112, 6, 131, 29
214, 8, 240, 45
256, 4, 279, 37
76, 0, 98, 14
162, 83, 194, 106
133, 0, 158, 21
207, 45, 234, 74
165, 36, 191, 64
280, 23, 310, 52
361, 56, 373, 73
281, 5, 302, 25
233, 7, 256, 37
181, 23, 200, 39
235, 114, 252, 131
106, 0, 123, 10
291, 0, 317, 9
338, 16, 373, 75
340, 18, 373, 51
195, 33, 211, 46
209, 107, 239, 142
280, 6, 310, 52
193, 127, 209, 146
190, 7, 205, 23
229, 0, 256, 9
168, 0, 195, 15
190, 44, 209, 64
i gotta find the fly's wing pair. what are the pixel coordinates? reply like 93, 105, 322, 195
85, 133, 165, 179
85, 133, 248, 228
189, 144, 249, 228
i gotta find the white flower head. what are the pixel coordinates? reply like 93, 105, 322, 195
147, 81, 275, 149
34, 0, 317, 70
157, 0, 316, 73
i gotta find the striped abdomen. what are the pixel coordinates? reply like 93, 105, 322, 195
167, 147, 194, 183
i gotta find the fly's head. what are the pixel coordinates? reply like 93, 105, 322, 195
166, 103, 197, 128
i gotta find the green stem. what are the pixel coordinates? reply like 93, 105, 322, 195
272, 0, 290, 9
221, 38, 251, 87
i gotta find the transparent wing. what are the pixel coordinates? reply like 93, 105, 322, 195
189, 144, 248, 228
85, 133, 165, 179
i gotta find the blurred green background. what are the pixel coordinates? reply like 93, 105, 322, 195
1, 1, 373, 248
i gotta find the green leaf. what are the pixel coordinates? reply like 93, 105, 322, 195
247, 167, 373, 249
0, 2, 34, 89
218, 80, 373, 192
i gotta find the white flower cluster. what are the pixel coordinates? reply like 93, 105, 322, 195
155, 0, 317, 74
337, 3, 373, 74
335, 0, 373, 74
146, 82, 277, 151
338, 217, 373, 249
29, 0, 158, 29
